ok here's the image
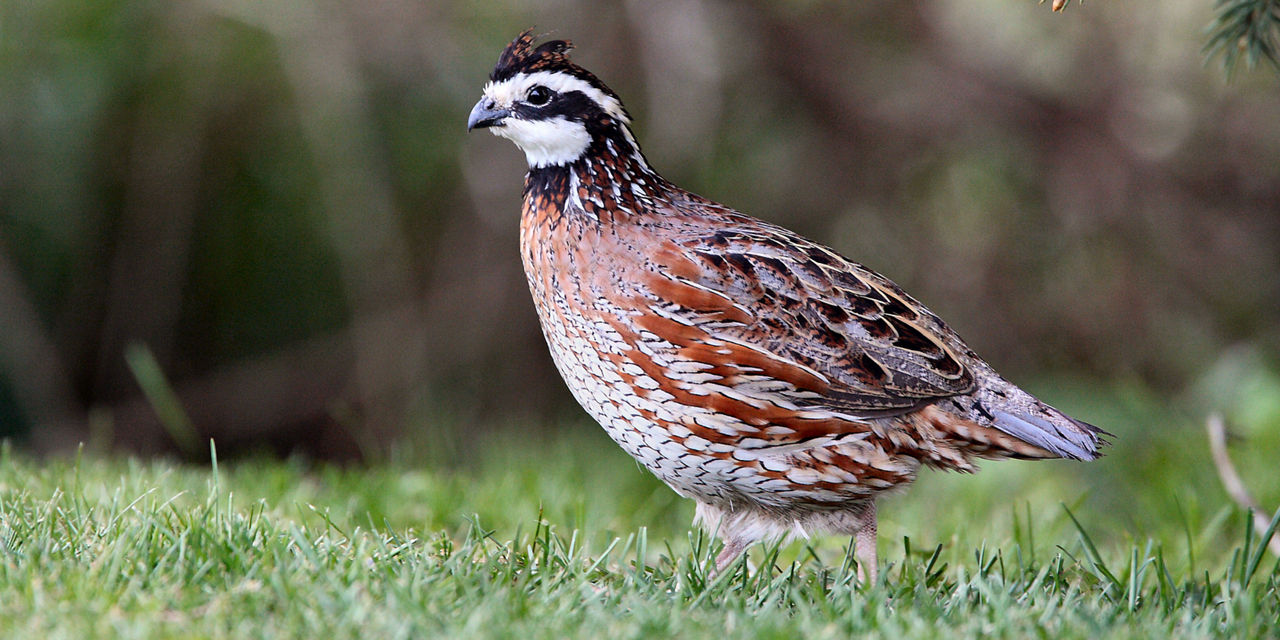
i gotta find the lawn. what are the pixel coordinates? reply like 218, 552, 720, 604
0, 375, 1277, 638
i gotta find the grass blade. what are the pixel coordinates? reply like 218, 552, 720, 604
1244, 505, 1280, 587
1064, 503, 1122, 596
124, 343, 200, 456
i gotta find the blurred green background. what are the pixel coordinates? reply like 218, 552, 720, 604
1, 0, 1278, 462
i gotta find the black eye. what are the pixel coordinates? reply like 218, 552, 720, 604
526, 86, 553, 106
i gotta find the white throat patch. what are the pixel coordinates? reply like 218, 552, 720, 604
490, 117, 591, 168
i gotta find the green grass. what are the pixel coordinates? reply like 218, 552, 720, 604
1, 379, 1279, 638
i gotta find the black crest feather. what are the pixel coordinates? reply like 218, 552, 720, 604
491, 29, 577, 82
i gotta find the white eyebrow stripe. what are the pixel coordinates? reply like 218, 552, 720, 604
483, 71, 629, 122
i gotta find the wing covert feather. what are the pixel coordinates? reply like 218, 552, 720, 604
640, 220, 976, 418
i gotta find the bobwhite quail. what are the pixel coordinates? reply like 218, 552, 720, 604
467, 31, 1106, 580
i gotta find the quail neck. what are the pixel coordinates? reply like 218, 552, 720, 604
466, 30, 1106, 579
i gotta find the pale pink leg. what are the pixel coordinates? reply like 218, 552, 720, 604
854, 500, 878, 585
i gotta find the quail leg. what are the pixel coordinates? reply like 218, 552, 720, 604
853, 500, 878, 585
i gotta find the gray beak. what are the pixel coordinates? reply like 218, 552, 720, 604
467, 99, 510, 131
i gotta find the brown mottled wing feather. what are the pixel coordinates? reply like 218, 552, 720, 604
644, 207, 975, 420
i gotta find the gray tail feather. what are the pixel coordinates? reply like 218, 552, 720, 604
960, 361, 1112, 460
988, 404, 1109, 461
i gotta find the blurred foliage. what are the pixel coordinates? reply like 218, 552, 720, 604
1, 0, 1278, 456
1204, 0, 1280, 75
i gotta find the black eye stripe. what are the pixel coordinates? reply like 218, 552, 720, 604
512, 90, 601, 121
